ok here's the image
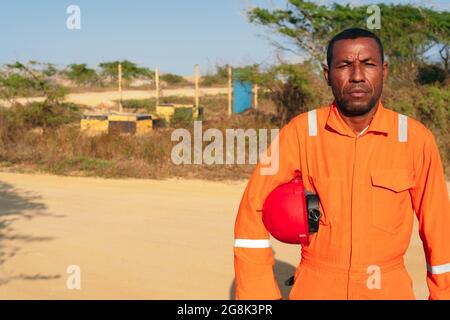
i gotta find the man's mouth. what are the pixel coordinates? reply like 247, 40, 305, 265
346, 88, 369, 98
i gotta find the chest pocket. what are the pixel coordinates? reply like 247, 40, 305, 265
370, 169, 415, 234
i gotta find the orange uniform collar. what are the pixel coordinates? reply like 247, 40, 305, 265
326, 100, 390, 137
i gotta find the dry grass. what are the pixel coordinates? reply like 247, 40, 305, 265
0, 95, 276, 180
1, 85, 448, 180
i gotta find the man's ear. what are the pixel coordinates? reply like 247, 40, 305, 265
323, 65, 331, 86
382, 61, 388, 82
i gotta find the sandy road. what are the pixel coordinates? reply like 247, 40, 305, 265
0, 172, 448, 299
0, 87, 228, 108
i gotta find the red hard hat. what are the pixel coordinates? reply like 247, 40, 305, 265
262, 170, 310, 245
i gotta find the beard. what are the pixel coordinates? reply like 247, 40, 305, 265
335, 95, 379, 117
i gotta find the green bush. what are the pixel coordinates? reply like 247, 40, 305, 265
200, 65, 229, 87
160, 73, 188, 86
236, 63, 319, 126
65, 64, 100, 87
417, 64, 447, 85
170, 107, 193, 127
121, 99, 156, 112
0, 102, 81, 134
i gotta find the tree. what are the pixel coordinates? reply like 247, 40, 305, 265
248, 1, 450, 79
0, 61, 67, 105
65, 64, 100, 87
0, 72, 36, 103
99, 60, 153, 82
439, 44, 449, 78
0, 61, 79, 132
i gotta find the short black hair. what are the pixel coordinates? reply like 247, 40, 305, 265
326, 28, 384, 68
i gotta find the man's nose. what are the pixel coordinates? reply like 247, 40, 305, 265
349, 63, 365, 83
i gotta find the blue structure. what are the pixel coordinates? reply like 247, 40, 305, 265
233, 80, 253, 114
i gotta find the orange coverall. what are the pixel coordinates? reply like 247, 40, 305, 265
234, 101, 450, 300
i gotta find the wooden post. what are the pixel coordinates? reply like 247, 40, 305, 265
228, 66, 232, 116
253, 84, 258, 110
118, 63, 123, 112
155, 66, 160, 107
195, 64, 199, 111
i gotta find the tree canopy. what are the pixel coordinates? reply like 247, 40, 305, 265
248, 1, 449, 78
99, 60, 154, 81
65, 64, 100, 86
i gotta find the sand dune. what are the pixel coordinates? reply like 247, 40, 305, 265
0, 172, 448, 299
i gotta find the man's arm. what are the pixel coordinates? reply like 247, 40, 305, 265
233, 119, 301, 300
410, 129, 450, 300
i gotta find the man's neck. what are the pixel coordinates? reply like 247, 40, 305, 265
337, 102, 379, 135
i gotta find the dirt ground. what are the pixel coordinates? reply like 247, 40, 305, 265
0, 172, 448, 300
0, 88, 228, 108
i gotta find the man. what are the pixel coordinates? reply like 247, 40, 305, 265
233, 28, 450, 300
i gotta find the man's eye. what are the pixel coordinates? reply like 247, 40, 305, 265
338, 64, 349, 68
365, 62, 376, 66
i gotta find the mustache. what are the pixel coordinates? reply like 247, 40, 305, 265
344, 85, 370, 93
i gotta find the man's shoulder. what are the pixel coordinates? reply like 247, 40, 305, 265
383, 106, 434, 143
289, 105, 331, 127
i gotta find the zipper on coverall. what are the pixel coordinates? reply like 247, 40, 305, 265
347, 133, 361, 299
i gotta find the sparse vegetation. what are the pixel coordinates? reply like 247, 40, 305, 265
0, 2, 448, 180
0, 94, 275, 180
200, 65, 229, 87
0, 61, 66, 103
160, 73, 189, 86
65, 64, 100, 87
99, 60, 153, 83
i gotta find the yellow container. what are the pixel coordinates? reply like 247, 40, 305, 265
80, 113, 153, 135
80, 115, 109, 135
156, 104, 176, 122
108, 113, 153, 135
108, 114, 140, 122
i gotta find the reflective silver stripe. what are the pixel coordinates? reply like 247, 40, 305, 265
427, 263, 450, 275
234, 239, 270, 248
398, 114, 408, 142
308, 109, 317, 136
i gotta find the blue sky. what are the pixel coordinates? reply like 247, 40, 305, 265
0, 0, 447, 75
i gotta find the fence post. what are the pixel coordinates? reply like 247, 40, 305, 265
155, 66, 160, 107
228, 66, 232, 116
118, 63, 123, 112
253, 84, 258, 109
195, 64, 199, 116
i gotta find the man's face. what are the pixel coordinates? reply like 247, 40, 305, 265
324, 37, 388, 117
